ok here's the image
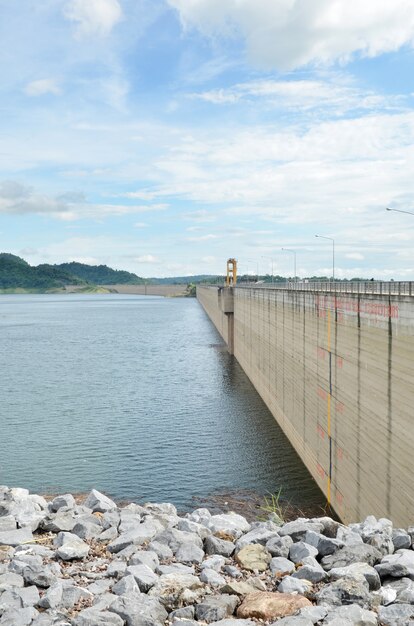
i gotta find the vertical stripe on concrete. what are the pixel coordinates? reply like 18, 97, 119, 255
197, 285, 414, 525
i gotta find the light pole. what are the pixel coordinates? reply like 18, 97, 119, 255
261, 256, 275, 283
386, 207, 414, 216
247, 259, 259, 283
315, 235, 335, 282
281, 248, 297, 282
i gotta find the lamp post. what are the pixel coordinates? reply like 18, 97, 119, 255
315, 235, 335, 282
281, 248, 297, 283
386, 207, 414, 216
247, 259, 259, 283
261, 256, 275, 283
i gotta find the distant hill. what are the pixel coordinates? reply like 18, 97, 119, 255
0, 254, 145, 291
149, 275, 219, 285
57, 262, 145, 285
0, 254, 85, 290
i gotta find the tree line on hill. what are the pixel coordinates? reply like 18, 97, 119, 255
0, 254, 145, 290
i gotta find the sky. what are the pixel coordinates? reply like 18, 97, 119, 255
2, 0, 414, 279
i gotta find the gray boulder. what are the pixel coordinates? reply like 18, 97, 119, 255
109, 594, 168, 626
37, 580, 63, 609
279, 519, 323, 541
129, 550, 159, 571
329, 563, 380, 591
0, 528, 33, 547
111, 574, 141, 596
321, 545, 382, 571
269, 556, 295, 575
49, 494, 76, 512
204, 535, 235, 557
289, 541, 318, 563
323, 604, 377, 625
0, 607, 38, 626
55, 532, 89, 560
126, 564, 158, 592
392, 529, 411, 551
84, 489, 117, 513
375, 549, 414, 578
292, 558, 327, 583
316, 577, 371, 608
200, 555, 226, 571
72, 609, 124, 626
199, 568, 226, 587
382, 577, 414, 603
378, 604, 414, 626
175, 542, 204, 564
266, 534, 293, 558
195, 594, 239, 622
207, 513, 251, 540
278, 576, 313, 595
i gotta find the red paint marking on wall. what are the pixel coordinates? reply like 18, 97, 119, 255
317, 347, 326, 360
336, 356, 343, 369
335, 401, 345, 414
317, 386, 328, 401
335, 490, 344, 505
317, 424, 326, 440
315, 295, 399, 319
337, 312, 344, 323
337, 447, 344, 460
316, 463, 326, 479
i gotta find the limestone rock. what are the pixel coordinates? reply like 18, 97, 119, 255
235, 544, 272, 572
236, 591, 311, 620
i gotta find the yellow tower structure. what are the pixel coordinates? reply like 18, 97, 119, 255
226, 258, 237, 286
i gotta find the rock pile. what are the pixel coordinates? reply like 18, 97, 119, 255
0, 487, 413, 625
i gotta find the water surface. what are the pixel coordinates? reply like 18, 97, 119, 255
0, 294, 324, 510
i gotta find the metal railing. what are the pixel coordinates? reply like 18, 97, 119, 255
200, 281, 414, 295
233, 281, 414, 296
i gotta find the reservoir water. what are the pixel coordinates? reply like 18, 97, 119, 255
0, 294, 324, 511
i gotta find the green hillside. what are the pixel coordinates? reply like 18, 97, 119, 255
0, 254, 84, 290
57, 262, 145, 285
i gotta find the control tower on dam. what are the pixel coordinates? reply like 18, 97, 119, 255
197, 282, 414, 526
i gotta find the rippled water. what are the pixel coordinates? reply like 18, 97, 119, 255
0, 294, 324, 510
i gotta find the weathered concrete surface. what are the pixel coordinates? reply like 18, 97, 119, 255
104, 284, 188, 296
197, 285, 414, 526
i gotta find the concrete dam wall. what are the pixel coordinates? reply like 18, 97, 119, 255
197, 284, 414, 526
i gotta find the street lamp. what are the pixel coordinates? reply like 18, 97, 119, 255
247, 259, 259, 283
261, 256, 275, 283
386, 207, 414, 216
315, 235, 335, 282
281, 248, 297, 283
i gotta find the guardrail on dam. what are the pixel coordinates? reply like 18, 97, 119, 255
197, 283, 414, 526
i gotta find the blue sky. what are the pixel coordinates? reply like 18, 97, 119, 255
2, 0, 414, 278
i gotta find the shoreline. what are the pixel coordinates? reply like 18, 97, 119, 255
0, 485, 411, 625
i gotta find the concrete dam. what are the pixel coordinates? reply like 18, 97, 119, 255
197, 283, 414, 526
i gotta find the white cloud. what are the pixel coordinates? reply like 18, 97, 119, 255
192, 77, 402, 115
64, 0, 122, 37
135, 255, 161, 263
168, 0, 414, 69
346, 252, 365, 260
0, 181, 169, 220
24, 79, 61, 97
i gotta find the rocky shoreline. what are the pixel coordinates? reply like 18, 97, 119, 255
0, 487, 413, 626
